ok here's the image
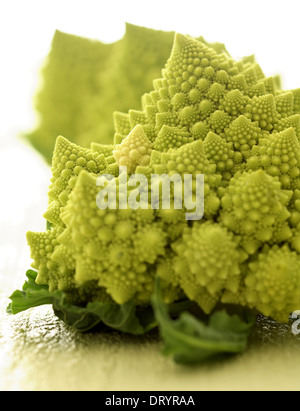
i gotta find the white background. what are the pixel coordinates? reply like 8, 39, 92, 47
0, 0, 299, 292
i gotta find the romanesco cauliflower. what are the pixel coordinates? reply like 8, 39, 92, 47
25, 32, 300, 325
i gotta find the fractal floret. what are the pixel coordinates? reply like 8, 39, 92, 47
21, 32, 300, 329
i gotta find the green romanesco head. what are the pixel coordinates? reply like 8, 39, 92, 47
26, 32, 300, 323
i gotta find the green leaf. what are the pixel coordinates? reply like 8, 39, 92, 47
7, 270, 156, 335
151, 278, 255, 364
7, 270, 54, 314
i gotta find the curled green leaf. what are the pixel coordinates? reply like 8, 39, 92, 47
7, 270, 156, 335
151, 278, 255, 364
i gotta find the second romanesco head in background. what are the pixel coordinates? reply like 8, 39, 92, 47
25, 24, 175, 162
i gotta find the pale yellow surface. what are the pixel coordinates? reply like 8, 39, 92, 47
1, 137, 300, 391
1, 298, 300, 391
